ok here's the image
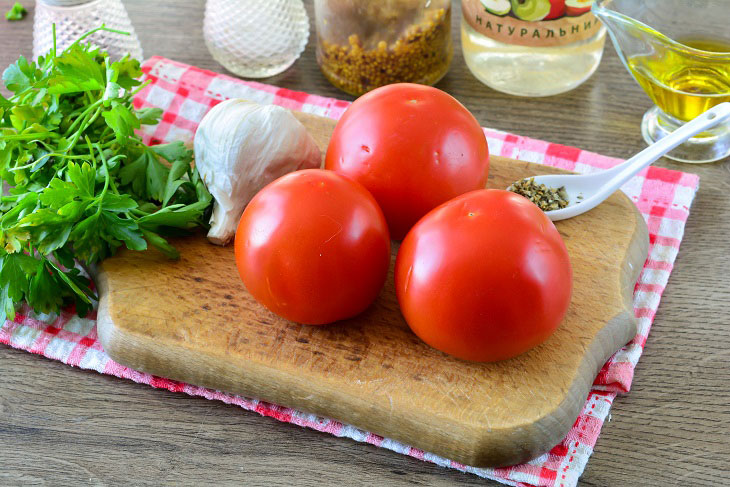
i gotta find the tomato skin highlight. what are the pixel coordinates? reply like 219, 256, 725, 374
325, 83, 490, 240
395, 189, 573, 362
234, 169, 391, 325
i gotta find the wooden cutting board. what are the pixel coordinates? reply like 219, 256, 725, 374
96, 113, 649, 468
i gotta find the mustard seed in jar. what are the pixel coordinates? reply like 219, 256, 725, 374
314, 0, 453, 96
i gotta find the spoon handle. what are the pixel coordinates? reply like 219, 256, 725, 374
601, 102, 730, 196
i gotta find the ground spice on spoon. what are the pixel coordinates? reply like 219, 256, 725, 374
508, 178, 570, 212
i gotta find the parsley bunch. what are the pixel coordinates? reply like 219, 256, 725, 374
0, 27, 212, 322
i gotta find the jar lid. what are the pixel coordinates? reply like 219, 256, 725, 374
38, 0, 96, 6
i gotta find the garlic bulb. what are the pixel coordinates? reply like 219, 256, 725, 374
194, 99, 321, 245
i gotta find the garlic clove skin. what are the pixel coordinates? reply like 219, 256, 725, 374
194, 99, 322, 245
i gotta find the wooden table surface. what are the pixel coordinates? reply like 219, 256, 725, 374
1, 1, 728, 486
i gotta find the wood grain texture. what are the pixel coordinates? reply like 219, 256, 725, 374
95, 113, 648, 468
1, 1, 729, 485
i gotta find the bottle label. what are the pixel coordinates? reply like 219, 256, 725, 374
462, 0, 601, 47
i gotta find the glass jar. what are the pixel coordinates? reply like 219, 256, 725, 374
460, 0, 606, 97
203, 0, 309, 78
314, 0, 453, 96
33, 0, 143, 61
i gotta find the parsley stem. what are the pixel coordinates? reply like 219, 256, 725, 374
70, 26, 131, 52
128, 80, 151, 98
84, 106, 103, 131
96, 144, 112, 213
130, 208, 150, 217
64, 106, 103, 154
85, 136, 97, 170
0, 133, 60, 141
63, 99, 102, 137
99, 126, 111, 141
9, 153, 88, 172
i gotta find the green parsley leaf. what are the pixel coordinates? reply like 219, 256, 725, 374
39, 178, 82, 209
150, 141, 192, 165
101, 192, 138, 212
66, 162, 96, 197
101, 212, 146, 251
162, 159, 191, 206
119, 149, 169, 201
47, 45, 105, 94
109, 56, 142, 91
34, 223, 73, 254
140, 229, 179, 259
102, 103, 141, 141
2, 55, 36, 93
5, 2, 26, 21
27, 260, 64, 313
136, 107, 162, 125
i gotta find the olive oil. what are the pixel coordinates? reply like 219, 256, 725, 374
627, 38, 730, 122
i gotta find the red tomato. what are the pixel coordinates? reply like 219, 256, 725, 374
325, 83, 490, 240
234, 169, 391, 325
394, 190, 572, 362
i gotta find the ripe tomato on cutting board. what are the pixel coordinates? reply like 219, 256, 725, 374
395, 189, 573, 362
325, 83, 490, 240
234, 169, 391, 325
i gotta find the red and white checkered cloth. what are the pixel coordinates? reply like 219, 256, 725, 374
1, 57, 700, 487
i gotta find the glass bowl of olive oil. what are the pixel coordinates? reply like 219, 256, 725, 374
594, 0, 730, 163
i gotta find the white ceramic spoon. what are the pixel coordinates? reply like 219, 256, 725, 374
513, 102, 730, 221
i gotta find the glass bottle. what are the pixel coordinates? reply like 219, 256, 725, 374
203, 0, 309, 78
314, 0, 453, 96
460, 0, 606, 97
33, 0, 143, 61
595, 0, 730, 163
